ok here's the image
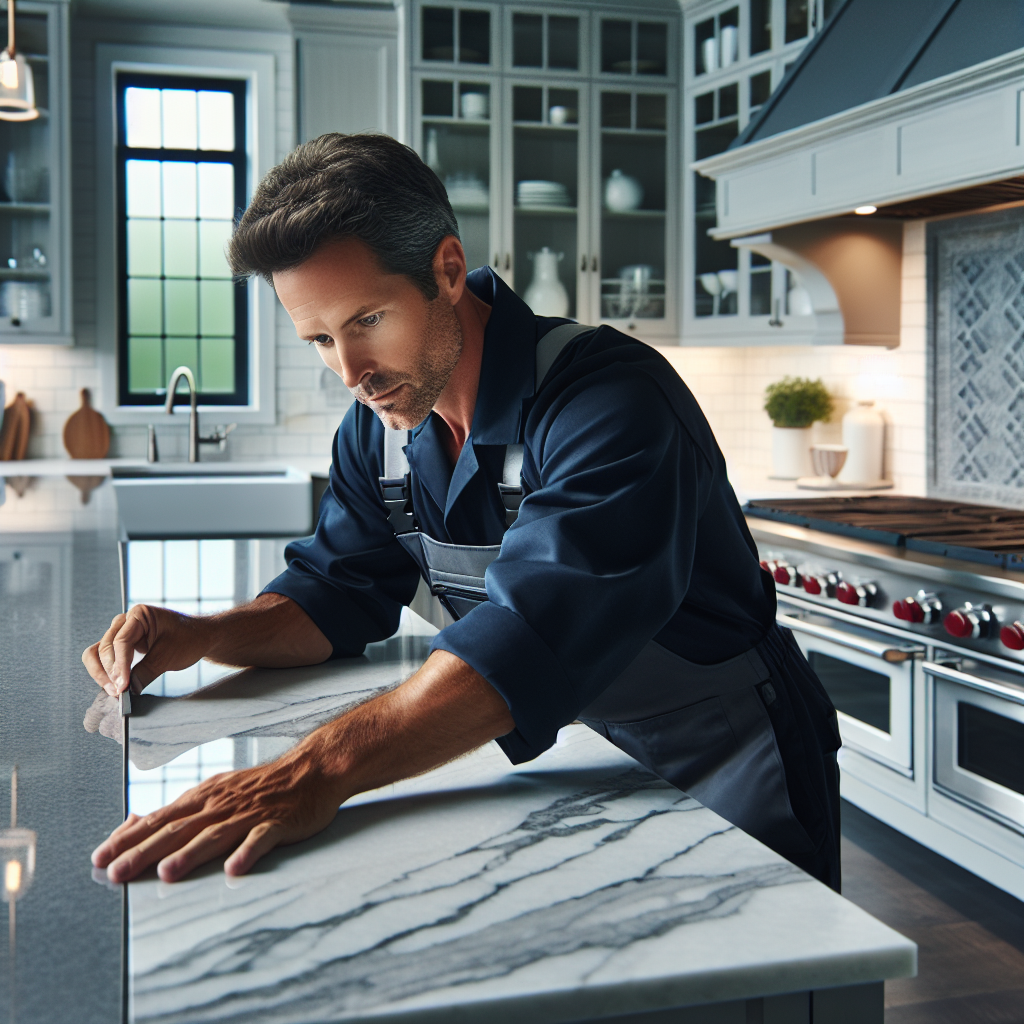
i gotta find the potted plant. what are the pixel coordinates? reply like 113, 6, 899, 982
764, 377, 834, 479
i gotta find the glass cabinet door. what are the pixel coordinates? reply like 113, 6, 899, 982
0, 2, 62, 341
507, 80, 583, 319
594, 87, 671, 331
417, 76, 496, 277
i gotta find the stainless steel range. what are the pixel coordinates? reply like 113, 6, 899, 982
745, 496, 1024, 901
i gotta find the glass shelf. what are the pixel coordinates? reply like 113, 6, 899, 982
515, 204, 577, 216
0, 267, 49, 280
0, 202, 50, 214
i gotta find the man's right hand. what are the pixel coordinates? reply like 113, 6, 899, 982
82, 605, 211, 697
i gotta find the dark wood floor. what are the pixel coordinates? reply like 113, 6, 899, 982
840, 799, 1024, 1024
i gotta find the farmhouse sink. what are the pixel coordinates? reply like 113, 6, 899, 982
111, 464, 313, 539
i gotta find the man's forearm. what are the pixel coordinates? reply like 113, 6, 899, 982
289, 649, 515, 805
202, 592, 334, 667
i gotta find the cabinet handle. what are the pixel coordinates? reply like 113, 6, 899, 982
581, 255, 588, 272
591, 256, 599, 273
504, 253, 511, 271
494, 253, 500, 268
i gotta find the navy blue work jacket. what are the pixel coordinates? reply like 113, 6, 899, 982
265, 268, 776, 762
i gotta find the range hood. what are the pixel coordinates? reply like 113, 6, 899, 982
692, 0, 1024, 346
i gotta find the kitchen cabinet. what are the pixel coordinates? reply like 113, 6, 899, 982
682, 0, 835, 345
410, 0, 680, 340
0, 0, 70, 345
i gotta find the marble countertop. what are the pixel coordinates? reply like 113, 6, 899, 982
117, 613, 916, 1024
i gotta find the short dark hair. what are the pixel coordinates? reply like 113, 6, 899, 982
228, 133, 460, 300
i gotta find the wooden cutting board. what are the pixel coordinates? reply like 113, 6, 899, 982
0, 391, 32, 461
63, 388, 110, 459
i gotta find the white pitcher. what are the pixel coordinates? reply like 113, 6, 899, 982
524, 247, 569, 317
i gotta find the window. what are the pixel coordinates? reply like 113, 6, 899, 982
116, 72, 248, 406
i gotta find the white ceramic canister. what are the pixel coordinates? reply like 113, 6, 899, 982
770, 426, 813, 480
838, 400, 885, 484
604, 169, 643, 212
524, 247, 569, 317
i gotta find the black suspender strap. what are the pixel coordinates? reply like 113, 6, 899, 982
380, 322, 594, 533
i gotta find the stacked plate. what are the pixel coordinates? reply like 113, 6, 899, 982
516, 179, 570, 208
445, 173, 489, 208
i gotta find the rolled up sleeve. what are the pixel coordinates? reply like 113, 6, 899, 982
432, 363, 711, 761
263, 406, 421, 658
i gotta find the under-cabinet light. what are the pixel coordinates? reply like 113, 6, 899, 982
854, 205, 878, 215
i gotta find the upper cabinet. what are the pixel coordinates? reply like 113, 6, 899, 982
682, 0, 838, 345
0, 0, 70, 345
410, 0, 680, 341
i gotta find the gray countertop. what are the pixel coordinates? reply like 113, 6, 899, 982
0, 471, 916, 1024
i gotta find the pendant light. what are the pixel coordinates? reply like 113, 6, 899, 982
0, 0, 38, 122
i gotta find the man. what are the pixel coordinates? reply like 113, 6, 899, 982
85, 134, 841, 891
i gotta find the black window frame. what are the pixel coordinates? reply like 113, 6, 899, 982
115, 71, 249, 407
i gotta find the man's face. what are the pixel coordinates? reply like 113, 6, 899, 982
274, 237, 463, 431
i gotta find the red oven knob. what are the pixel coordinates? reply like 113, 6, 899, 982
943, 603, 994, 640
802, 571, 838, 598
893, 591, 942, 625
893, 598, 924, 623
1000, 621, 1024, 650
773, 564, 800, 587
836, 581, 878, 607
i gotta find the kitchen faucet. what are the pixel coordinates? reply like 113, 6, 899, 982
164, 366, 235, 463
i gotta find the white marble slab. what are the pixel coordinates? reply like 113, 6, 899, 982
128, 715, 915, 1023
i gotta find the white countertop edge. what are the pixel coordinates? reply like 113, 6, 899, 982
0, 456, 332, 476
329, 944, 917, 1024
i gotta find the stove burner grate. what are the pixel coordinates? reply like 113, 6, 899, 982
744, 496, 1024, 568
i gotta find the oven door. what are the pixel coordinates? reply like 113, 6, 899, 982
927, 660, 1024, 835
779, 610, 919, 775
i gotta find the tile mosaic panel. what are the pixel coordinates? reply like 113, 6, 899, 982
931, 208, 1024, 508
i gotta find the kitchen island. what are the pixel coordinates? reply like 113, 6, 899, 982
0, 469, 916, 1024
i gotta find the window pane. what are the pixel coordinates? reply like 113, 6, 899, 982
128, 337, 163, 391
163, 219, 197, 278
126, 160, 161, 217
458, 82, 489, 120
513, 13, 542, 67
719, 83, 738, 119
636, 94, 666, 131
695, 92, 714, 125
601, 92, 631, 129
200, 280, 235, 336
786, 0, 809, 42
422, 6, 454, 61
162, 162, 197, 219
602, 20, 632, 73
695, 18, 715, 75
164, 279, 198, 335
127, 219, 161, 277
198, 163, 234, 219
422, 79, 453, 117
165, 337, 199, 382
128, 278, 162, 335
459, 10, 489, 64
162, 89, 198, 150
513, 86, 542, 123
750, 269, 772, 316
199, 336, 235, 392
750, 0, 772, 54
199, 220, 233, 278
125, 88, 161, 148
636, 22, 667, 75
750, 70, 772, 108
198, 91, 234, 151
548, 16, 579, 70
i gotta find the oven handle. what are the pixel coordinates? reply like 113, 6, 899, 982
922, 661, 1024, 706
777, 613, 925, 663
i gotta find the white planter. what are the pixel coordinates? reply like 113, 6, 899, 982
771, 426, 813, 479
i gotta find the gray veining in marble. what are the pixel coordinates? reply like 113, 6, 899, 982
128, 726, 915, 1024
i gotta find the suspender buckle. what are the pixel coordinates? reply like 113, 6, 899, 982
497, 482, 524, 529
379, 473, 417, 534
